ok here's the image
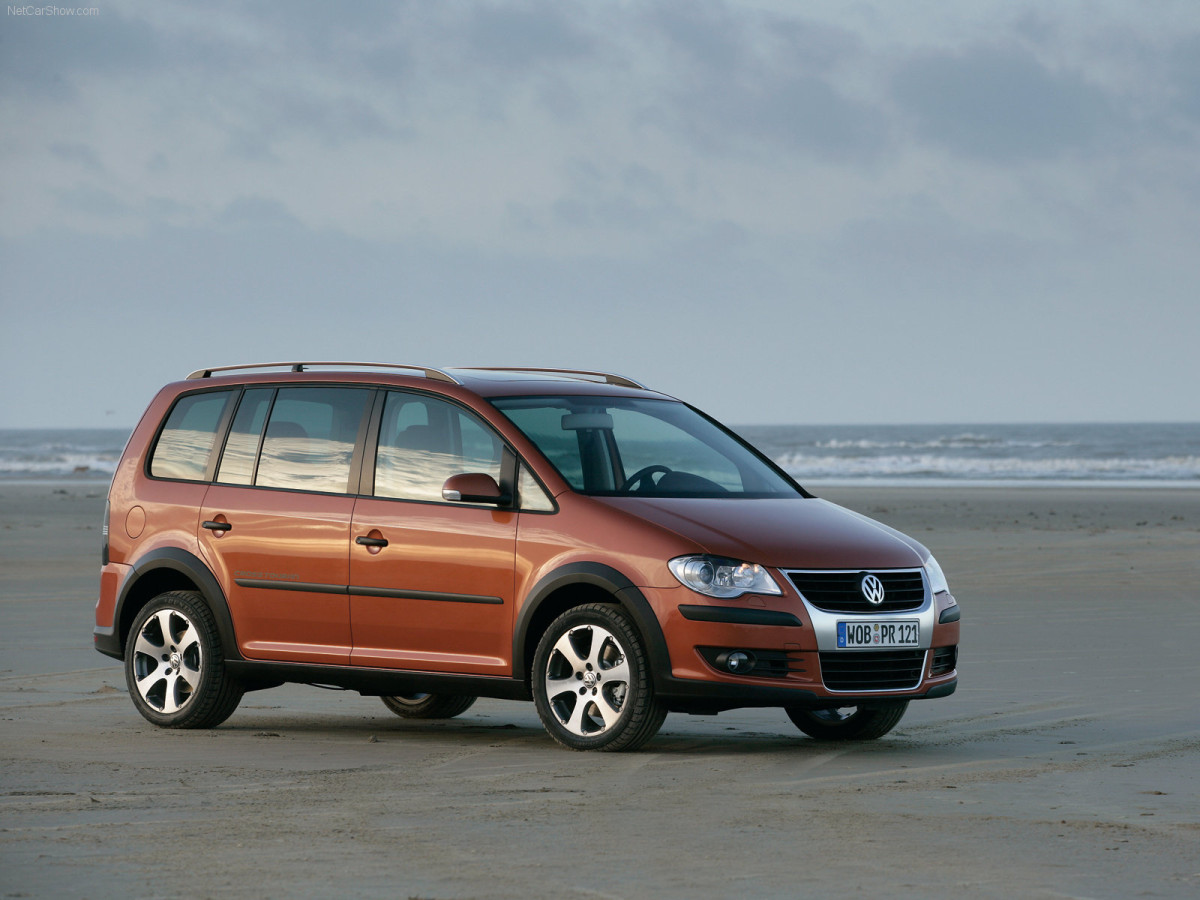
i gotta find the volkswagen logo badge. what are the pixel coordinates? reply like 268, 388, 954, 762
860, 573, 886, 605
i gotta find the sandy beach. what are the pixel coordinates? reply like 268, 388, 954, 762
1, 481, 1197, 899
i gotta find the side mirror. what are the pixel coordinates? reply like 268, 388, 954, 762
442, 473, 510, 506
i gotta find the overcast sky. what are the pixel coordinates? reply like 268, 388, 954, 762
2, 0, 1198, 428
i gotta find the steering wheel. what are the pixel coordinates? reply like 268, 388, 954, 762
621, 464, 672, 494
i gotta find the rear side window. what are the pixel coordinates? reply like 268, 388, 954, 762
216, 389, 273, 485
255, 388, 371, 493
149, 391, 233, 481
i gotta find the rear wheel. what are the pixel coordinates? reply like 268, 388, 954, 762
380, 693, 477, 719
532, 603, 666, 751
124, 590, 243, 728
786, 701, 908, 741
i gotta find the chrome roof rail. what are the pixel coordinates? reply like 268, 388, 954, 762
450, 367, 648, 390
186, 362, 459, 383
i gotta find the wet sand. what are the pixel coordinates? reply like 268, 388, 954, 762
1, 482, 1198, 899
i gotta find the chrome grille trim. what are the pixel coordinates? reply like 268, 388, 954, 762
784, 567, 928, 614
782, 568, 936, 667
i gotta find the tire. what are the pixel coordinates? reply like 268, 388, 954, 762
380, 693, 477, 719
124, 590, 243, 729
532, 603, 667, 752
786, 700, 908, 741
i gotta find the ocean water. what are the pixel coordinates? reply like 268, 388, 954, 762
737, 422, 1200, 486
0, 429, 131, 482
1, 423, 1197, 486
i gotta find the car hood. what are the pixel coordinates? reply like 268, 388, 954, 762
595, 496, 929, 570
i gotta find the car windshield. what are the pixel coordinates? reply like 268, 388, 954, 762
490, 396, 801, 498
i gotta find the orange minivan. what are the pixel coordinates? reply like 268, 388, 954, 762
95, 363, 959, 750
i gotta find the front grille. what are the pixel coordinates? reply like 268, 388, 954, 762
788, 569, 926, 613
819, 649, 925, 691
931, 645, 958, 676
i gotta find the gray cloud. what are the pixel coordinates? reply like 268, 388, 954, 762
217, 196, 304, 229
0, 10, 161, 97
458, 2, 595, 73
548, 160, 684, 233
49, 142, 104, 172
1170, 34, 1200, 121
646, 2, 886, 160
891, 46, 1119, 162
2, 1, 1199, 426
53, 184, 131, 220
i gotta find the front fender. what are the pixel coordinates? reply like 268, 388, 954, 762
512, 561, 671, 690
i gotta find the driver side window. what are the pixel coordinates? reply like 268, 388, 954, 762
373, 392, 504, 502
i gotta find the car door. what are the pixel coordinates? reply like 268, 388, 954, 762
198, 385, 372, 665
349, 390, 516, 675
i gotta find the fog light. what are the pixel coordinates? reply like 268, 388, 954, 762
726, 651, 753, 673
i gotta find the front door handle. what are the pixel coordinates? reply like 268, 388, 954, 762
356, 535, 388, 548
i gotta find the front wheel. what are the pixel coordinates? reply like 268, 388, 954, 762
124, 590, 243, 728
786, 701, 908, 741
380, 693, 476, 719
532, 603, 666, 751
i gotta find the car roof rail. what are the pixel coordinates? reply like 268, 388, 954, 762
186, 362, 459, 383
450, 367, 648, 389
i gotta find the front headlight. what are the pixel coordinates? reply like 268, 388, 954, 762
668, 555, 782, 599
925, 554, 950, 595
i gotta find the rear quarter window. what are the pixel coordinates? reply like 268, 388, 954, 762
149, 391, 234, 481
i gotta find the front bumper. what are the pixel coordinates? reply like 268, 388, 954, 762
650, 583, 960, 708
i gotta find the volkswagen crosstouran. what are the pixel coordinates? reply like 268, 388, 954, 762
95, 363, 959, 751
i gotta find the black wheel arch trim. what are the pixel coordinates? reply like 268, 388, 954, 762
513, 562, 672, 690
102, 547, 242, 663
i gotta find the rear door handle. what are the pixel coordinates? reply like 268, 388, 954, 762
356, 535, 388, 548
203, 520, 232, 532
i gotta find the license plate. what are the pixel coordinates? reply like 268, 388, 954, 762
837, 620, 920, 648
